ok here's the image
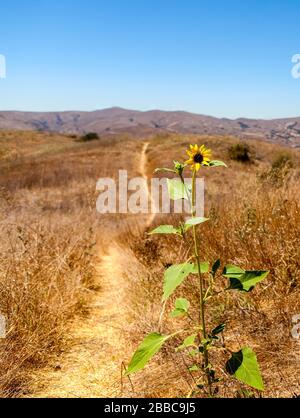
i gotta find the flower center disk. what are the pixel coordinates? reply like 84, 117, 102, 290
193, 153, 204, 163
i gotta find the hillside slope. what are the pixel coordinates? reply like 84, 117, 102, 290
0, 131, 299, 397
1, 108, 300, 147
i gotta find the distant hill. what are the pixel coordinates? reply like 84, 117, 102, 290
0, 107, 300, 147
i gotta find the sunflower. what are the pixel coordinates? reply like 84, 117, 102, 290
185, 144, 212, 171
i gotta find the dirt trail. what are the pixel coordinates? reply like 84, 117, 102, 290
29, 143, 152, 398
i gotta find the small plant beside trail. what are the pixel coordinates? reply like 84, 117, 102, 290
125, 144, 269, 397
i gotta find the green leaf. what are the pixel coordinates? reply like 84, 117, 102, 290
148, 225, 181, 236
209, 160, 227, 168
226, 347, 264, 391
184, 217, 209, 228
167, 179, 191, 201
211, 323, 226, 336
223, 265, 269, 292
223, 264, 245, 278
126, 333, 170, 375
176, 334, 197, 352
212, 259, 221, 277
228, 271, 269, 292
191, 262, 210, 274
170, 298, 190, 317
163, 263, 194, 301
154, 167, 176, 174
175, 298, 190, 311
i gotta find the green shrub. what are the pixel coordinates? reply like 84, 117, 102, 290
228, 142, 252, 163
80, 132, 100, 142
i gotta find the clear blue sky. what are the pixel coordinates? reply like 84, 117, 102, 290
0, 0, 300, 118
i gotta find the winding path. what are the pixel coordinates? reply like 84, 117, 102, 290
29, 143, 153, 398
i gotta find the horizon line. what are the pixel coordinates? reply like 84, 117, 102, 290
0, 106, 300, 122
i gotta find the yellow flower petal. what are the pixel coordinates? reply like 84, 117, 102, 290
185, 144, 212, 170
185, 159, 193, 164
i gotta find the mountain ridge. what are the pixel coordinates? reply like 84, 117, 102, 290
1, 107, 300, 147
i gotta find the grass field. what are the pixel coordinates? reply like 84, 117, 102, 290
126, 134, 300, 397
0, 130, 299, 397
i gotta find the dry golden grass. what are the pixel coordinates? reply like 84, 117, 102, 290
0, 131, 144, 397
0, 131, 79, 167
123, 134, 300, 398
0, 130, 299, 398
0, 213, 97, 397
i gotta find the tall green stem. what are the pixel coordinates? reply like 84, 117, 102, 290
191, 171, 212, 397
